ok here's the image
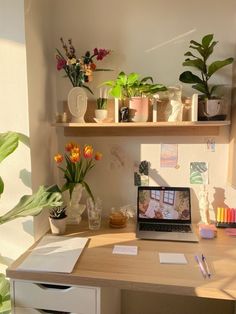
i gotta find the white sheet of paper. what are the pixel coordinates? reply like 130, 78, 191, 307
113, 245, 138, 256
17, 235, 88, 273
159, 252, 187, 264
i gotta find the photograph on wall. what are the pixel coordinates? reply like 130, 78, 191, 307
205, 137, 216, 152
190, 162, 209, 184
160, 144, 178, 168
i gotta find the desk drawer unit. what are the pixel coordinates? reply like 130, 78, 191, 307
13, 281, 99, 314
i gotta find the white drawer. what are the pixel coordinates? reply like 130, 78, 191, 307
14, 281, 99, 314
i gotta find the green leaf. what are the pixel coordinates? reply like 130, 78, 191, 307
208, 58, 234, 77
127, 73, 139, 85
117, 72, 127, 85
184, 51, 197, 58
192, 83, 209, 95
110, 85, 122, 98
183, 59, 205, 71
0, 274, 10, 313
201, 34, 213, 48
0, 132, 19, 164
0, 186, 62, 225
0, 177, 4, 195
190, 40, 201, 47
179, 71, 203, 84
140, 76, 153, 83
205, 41, 218, 60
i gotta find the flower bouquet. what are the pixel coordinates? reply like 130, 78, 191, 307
54, 142, 102, 202
56, 38, 111, 94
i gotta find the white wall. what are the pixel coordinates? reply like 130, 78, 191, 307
51, 0, 236, 222
0, 0, 34, 272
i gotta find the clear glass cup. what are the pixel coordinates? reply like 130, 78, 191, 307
87, 197, 102, 230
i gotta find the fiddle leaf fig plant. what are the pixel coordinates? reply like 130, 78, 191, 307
102, 71, 167, 100
179, 34, 234, 99
0, 131, 62, 313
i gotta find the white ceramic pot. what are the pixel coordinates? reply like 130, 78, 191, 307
95, 109, 108, 121
49, 217, 67, 235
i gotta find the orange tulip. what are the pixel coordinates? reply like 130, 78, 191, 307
83, 145, 93, 159
95, 152, 102, 161
65, 142, 76, 152
54, 154, 63, 163
70, 152, 80, 163
71, 146, 80, 154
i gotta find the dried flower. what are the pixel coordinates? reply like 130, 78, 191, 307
56, 38, 111, 94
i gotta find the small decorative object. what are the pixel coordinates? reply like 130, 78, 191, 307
179, 34, 234, 121
68, 87, 88, 123
49, 206, 67, 235
102, 72, 167, 122
94, 88, 108, 122
109, 208, 127, 228
56, 38, 111, 122
216, 207, 236, 227
87, 197, 102, 230
54, 142, 102, 223
119, 106, 129, 122
165, 85, 183, 122
198, 185, 209, 224
199, 224, 217, 239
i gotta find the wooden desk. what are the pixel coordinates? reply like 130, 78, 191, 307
7, 221, 236, 314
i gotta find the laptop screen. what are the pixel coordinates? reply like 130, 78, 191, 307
137, 186, 191, 224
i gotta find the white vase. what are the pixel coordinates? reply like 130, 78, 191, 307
49, 217, 67, 235
63, 184, 86, 224
67, 87, 88, 123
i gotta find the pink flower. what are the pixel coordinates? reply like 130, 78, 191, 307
93, 48, 110, 61
56, 56, 66, 70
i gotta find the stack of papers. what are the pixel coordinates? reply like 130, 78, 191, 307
17, 235, 88, 273
159, 252, 187, 264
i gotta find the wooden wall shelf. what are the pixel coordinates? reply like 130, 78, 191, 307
53, 120, 230, 137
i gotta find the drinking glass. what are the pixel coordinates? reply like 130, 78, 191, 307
87, 197, 102, 230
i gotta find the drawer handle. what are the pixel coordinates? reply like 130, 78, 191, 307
36, 283, 71, 291
37, 310, 71, 314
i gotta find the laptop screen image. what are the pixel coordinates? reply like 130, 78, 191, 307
138, 186, 191, 224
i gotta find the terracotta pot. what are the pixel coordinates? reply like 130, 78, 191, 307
128, 97, 149, 122
49, 217, 67, 235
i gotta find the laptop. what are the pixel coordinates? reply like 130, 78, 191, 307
136, 186, 198, 242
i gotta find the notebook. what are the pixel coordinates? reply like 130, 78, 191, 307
136, 186, 198, 242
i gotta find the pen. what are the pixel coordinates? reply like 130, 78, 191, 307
195, 255, 207, 278
202, 254, 211, 278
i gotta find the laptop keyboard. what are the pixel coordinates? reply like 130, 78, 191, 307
140, 223, 191, 233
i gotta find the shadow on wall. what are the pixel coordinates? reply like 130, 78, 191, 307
212, 187, 229, 214
149, 167, 169, 187
19, 169, 32, 189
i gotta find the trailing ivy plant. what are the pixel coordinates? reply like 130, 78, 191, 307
179, 34, 234, 99
0, 131, 62, 313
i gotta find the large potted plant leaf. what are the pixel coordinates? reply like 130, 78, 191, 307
0, 132, 62, 313
102, 72, 167, 122
179, 34, 234, 120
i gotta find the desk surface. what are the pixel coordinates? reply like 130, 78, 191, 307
6, 221, 236, 301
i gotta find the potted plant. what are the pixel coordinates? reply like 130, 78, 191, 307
102, 72, 167, 122
0, 131, 62, 313
95, 88, 108, 122
179, 34, 234, 120
49, 206, 67, 235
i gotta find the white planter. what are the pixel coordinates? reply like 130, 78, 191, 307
95, 109, 108, 121
49, 217, 67, 235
